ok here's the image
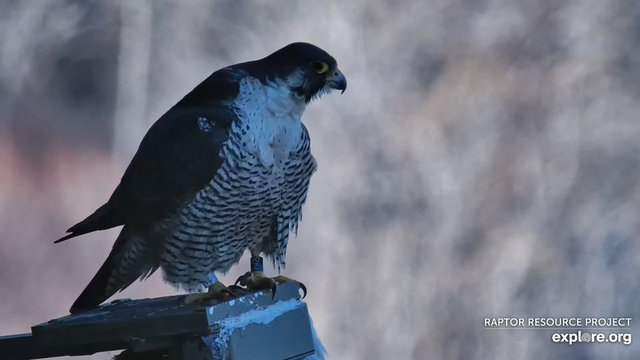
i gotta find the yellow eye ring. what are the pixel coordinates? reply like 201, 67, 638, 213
311, 61, 329, 74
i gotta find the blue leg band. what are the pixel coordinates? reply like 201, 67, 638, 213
251, 256, 264, 272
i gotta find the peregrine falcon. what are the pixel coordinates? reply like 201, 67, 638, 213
56, 42, 346, 313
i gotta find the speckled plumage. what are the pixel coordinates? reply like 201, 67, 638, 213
57, 42, 346, 313
162, 75, 317, 290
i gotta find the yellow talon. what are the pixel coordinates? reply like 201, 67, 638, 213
184, 281, 236, 304
235, 272, 307, 299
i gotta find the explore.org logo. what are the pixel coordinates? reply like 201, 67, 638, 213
484, 317, 632, 346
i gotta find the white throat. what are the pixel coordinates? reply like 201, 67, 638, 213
232, 75, 307, 168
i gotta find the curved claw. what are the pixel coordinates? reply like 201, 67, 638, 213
271, 278, 307, 300
235, 271, 252, 287
235, 271, 276, 298
298, 282, 307, 299
235, 272, 307, 300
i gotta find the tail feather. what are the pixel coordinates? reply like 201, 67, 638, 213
70, 227, 157, 313
56, 202, 124, 243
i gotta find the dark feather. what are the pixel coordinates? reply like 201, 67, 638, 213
70, 227, 156, 313
61, 68, 240, 312
111, 104, 233, 227
55, 202, 123, 243
56, 68, 238, 243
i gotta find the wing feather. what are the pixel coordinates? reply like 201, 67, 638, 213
56, 68, 240, 241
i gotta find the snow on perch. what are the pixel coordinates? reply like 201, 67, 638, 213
202, 281, 325, 360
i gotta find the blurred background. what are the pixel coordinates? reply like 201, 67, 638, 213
1, 0, 639, 359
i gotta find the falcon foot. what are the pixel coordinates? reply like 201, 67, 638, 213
184, 281, 240, 304
234, 271, 307, 300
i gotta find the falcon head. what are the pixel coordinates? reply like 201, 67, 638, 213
240, 42, 347, 103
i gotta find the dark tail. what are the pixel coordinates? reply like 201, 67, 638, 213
56, 202, 124, 243
70, 227, 157, 313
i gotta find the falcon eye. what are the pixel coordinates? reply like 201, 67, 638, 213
311, 61, 329, 74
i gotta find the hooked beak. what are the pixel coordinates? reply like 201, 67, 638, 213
326, 68, 347, 93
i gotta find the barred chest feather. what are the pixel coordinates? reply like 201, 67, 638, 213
160, 75, 317, 291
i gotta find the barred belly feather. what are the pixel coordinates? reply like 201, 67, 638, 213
160, 76, 316, 291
